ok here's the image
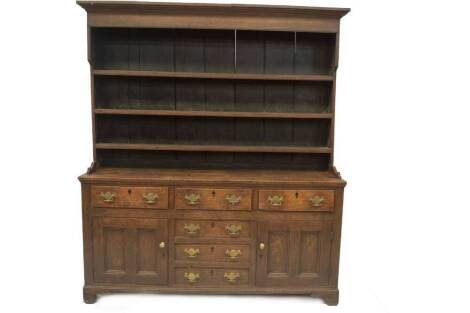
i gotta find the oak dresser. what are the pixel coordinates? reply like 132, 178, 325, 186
77, 1, 349, 306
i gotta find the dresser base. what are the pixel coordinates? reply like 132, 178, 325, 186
80, 167, 345, 307
83, 285, 339, 305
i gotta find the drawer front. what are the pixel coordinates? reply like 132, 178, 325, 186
175, 188, 252, 211
91, 186, 169, 209
175, 243, 250, 263
175, 220, 251, 239
258, 189, 334, 212
175, 268, 250, 286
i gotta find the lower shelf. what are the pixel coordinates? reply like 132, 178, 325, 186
95, 143, 332, 154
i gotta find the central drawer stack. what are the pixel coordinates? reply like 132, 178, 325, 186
173, 187, 254, 287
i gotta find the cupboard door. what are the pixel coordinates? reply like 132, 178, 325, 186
257, 221, 332, 287
92, 217, 168, 285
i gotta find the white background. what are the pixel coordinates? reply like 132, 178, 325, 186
1, 0, 469, 312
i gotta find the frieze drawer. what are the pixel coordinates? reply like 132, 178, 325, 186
91, 186, 169, 209
175, 188, 252, 211
258, 189, 334, 212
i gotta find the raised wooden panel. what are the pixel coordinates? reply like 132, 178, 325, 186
104, 227, 126, 274
258, 189, 334, 212
297, 231, 320, 278
266, 232, 289, 278
257, 221, 332, 287
92, 217, 168, 284
175, 188, 252, 211
136, 229, 157, 274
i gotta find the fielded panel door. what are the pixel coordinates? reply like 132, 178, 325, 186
257, 221, 332, 287
92, 217, 168, 285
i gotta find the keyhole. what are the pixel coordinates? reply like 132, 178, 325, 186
295, 192, 299, 199
211, 246, 215, 253
211, 222, 215, 228
212, 191, 216, 197
128, 189, 132, 195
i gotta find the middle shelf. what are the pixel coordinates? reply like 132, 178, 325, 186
93, 69, 334, 82
95, 115, 331, 153
94, 76, 333, 114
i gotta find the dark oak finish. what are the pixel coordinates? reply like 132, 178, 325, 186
78, 1, 348, 306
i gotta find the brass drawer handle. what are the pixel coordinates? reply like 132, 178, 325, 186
225, 194, 241, 205
143, 192, 159, 204
268, 195, 284, 206
225, 249, 242, 260
99, 191, 116, 203
159, 242, 166, 248
224, 272, 240, 283
184, 247, 200, 258
183, 223, 200, 235
309, 195, 325, 207
259, 243, 265, 250
225, 224, 242, 237
184, 272, 200, 283
184, 193, 200, 205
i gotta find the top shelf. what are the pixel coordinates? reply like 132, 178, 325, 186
91, 28, 336, 76
93, 69, 334, 82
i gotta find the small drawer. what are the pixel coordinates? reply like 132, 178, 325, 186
258, 189, 334, 212
175, 188, 252, 211
175, 220, 251, 239
175, 243, 250, 264
91, 186, 169, 209
175, 268, 250, 286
